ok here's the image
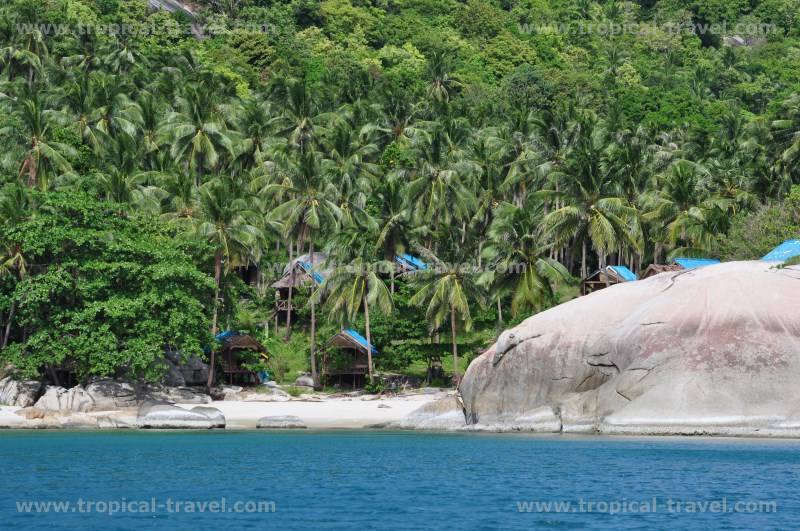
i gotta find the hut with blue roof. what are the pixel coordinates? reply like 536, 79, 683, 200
270, 252, 328, 320
672, 257, 721, 269
395, 253, 428, 275
641, 257, 721, 279
581, 265, 638, 295
325, 328, 378, 387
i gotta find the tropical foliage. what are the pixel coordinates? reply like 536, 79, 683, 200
1, 0, 799, 384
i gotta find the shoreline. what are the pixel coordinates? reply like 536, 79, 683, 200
6, 395, 800, 440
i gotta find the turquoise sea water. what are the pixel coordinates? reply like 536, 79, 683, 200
1, 431, 799, 530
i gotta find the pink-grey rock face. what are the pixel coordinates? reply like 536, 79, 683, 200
459, 261, 800, 436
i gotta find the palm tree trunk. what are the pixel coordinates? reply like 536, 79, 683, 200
1, 299, 16, 349
207, 248, 223, 390
390, 267, 395, 295
581, 239, 587, 279
284, 242, 295, 340
309, 236, 318, 387
496, 297, 503, 337
364, 294, 374, 384
451, 305, 460, 387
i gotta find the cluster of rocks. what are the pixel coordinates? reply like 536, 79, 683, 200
0, 375, 314, 430
0, 377, 220, 429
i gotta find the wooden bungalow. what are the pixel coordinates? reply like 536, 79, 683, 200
641, 263, 683, 279
581, 265, 638, 295
215, 331, 268, 385
270, 252, 328, 319
324, 328, 378, 388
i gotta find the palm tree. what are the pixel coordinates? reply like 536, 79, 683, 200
481, 201, 572, 323
322, 229, 394, 383
426, 51, 460, 103
321, 119, 380, 207
772, 93, 800, 179
2, 95, 75, 190
266, 151, 340, 384
374, 174, 417, 294
410, 251, 482, 386
192, 176, 262, 389
0, 183, 31, 348
542, 114, 640, 278
642, 160, 726, 257
402, 125, 477, 244
94, 135, 164, 215
230, 98, 279, 174
159, 84, 235, 186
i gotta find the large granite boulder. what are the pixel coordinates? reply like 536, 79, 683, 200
141, 384, 211, 405
391, 395, 466, 430
137, 402, 214, 429
460, 261, 800, 436
191, 406, 226, 428
163, 351, 209, 387
35, 386, 94, 412
0, 377, 42, 407
84, 379, 138, 410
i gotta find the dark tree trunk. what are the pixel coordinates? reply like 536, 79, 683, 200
207, 248, 223, 391
451, 305, 460, 387
284, 242, 295, 340
364, 294, 374, 384
1, 299, 16, 349
309, 236, 318, 387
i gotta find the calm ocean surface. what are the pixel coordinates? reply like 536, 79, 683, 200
1, 430, 798, 530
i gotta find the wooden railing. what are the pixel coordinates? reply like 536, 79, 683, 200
276, 300, 293, 311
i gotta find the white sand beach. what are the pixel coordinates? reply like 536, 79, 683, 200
0, 391, 453, 430
178, 392, 447, 429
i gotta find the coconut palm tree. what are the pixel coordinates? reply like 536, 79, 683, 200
402, 125, 477, 243
481, 201, 572, 322
1, 95, 75, 190
321, 119, 380, 207
158, 83, 235, 186
410, 250, 482, 386
266, 151, 341, 384
321, 228, 394, 383
643, 160, 727, 256
0, 184, 30, 348
192, 176, 262, 388
542, 114, 641, 278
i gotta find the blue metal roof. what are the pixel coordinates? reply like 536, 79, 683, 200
608, 265, 637, 281
344, 328, 378, 355
299, 261, 325, 284
215, 330, 237, 342
673, 258, 721, 269
395, 253, 428, 271
762, 240, 800, 262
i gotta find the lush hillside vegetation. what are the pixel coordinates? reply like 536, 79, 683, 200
1, 0, 799, 385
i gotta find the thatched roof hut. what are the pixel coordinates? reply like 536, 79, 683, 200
271, 252, 329, 289
215, 331, 267, 385
325, 329, 378, 384
581, 265, 637, 295
641, 264, 683, 279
